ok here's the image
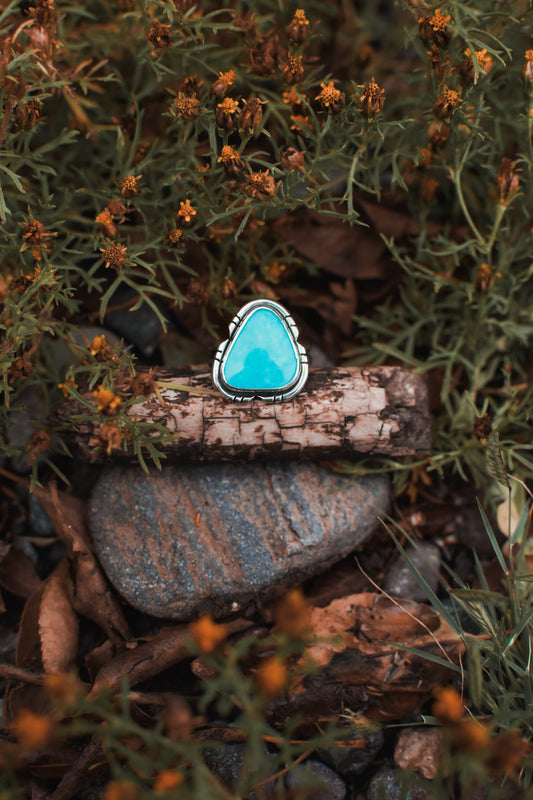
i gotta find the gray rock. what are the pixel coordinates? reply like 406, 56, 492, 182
104, 285, 166, 357
202, 742, 277, 798
382, 543, 441, 602
89, 464, 389, 619
286, 760, 346, 799
316, 729, 384, 780
366, 764, 431, 800
28, 493, 55, 537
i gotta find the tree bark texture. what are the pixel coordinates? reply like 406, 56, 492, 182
57, 366, 431, 462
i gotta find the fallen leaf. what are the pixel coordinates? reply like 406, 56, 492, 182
0, 546, 42, 598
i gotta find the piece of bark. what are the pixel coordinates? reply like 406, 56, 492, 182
55, 366, 430, 462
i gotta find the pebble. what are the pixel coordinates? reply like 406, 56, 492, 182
89, 464, 389, 620
285, 760, 346, 800
316, 729, 384, 781
28, 493, 55, 537
382, 543, 441, 602
394, 728, 443, 780
104, 285, 166, 357
366, 764, 431, 800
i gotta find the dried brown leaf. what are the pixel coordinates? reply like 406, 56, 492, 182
0, 545, 42, 598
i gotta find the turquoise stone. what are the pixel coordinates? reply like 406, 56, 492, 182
222, 307, 299, 390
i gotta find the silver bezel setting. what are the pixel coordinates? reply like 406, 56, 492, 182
212, 299, 308, 402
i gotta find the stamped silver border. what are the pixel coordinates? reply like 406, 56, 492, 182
212, 299, 308, 402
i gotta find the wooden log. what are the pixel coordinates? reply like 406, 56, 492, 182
54, 366, 430, 462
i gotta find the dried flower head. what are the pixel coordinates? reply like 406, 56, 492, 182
459, 48, 493, 82
486, 731, 530, 775
315, 81, 345, 114
217, 145, 246, 178
358, 77, 385, 118
11, 709, 54, 750
173, 93, 201, 120
428, 121, 449, 149
147, 19, 171, 50
29, 0, 58, 32
177, 199, 197, 226
190, 614, 228, 653
474, 263, 492, 293
282, 55, 304, 85
118, 175, 141, 198
21, 217, 47, 246
165, 227, 184, 248
93, 386, 122, 414
210, 69, 235, 99
96, 208, 117, 238
496, 157, 520, 205
15, 98, 42, 129
107, 200, 127, 221
129, 370, 157, 398
100, 242, 128, 269
153, 770, 184, 792
287, 9, 310, 43
245, 170, 277, 200
264, 261, 287, 283
418, 8, 452, 47
451, 718, 491, 754
9, 352, 34, 383
524, 50, 533, 84
433, 85, 461, 118
58, 378, 77, 397
179, 74, 202, 97
248, 36, 279, 76
27, 429, 52, 466
91, 423, 124, 456
255, 657, 287, 699
186, 277, 208, 305
239, 97, 266, 133
472, 411, 493, 441
215, 96, 240, 130
280, 146, 305, 173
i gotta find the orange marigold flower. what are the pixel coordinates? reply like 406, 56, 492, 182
11, 709, 54, 750
165, 227, 184, 247
459, 48, 492, 82
58, 378, 77, 397
432, 686, 464, 724
315, 81, 345, 114
45, 672, 86, 708
210, 69, 235, 98
282, 55, 304, 85
21, 217, 56, 250
245, 170, 277, 200
255, 657, 287, 699
282, 87, 304, 107
153, 770, 184, 792
290, 114, 313, 133
177, 199, 197, 226
100, 242, 128, 269
358, 77, 385, 118
190, 614, 228, 653
103, 780, 141, 800
474, 263, 492, 293
173, 93, 201, 120
217, 145, 246, 177
433, 85, 461, 118
274, 588, 310, 636
486, 730, 530, 774
419, 8, 452, 47
287, 9, 309, 43
89, 334, 112, 359
96, 208, 117, 237
118, 175, 141, 199
93, 386, 122, 414
215, 96, 240, 130
452, 718, 491, 754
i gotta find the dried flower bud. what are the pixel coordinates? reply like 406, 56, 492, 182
280, 146, 305, 173
177, 199, 196, 226
118, 175, 140, 198
179, 74, 203, 97
107, 200, 127, 221
186, 278, 208, 305
358, 77, 385, 118
210, 70, 235, 99
433, 85, 461, 118
222, 275, 236, 298
100, 242, 128, 269
29, 0, 58, 32
172, 0, 194, 13
27, 429, 52, 466
173, 93, 201, 120
96, 209, 117, 238
418, 9, 452, 48
239, 97, 265, 132
132, 140, 152, 166
215, 97, 240, 130
472, 411, 493, 441
129, 371, 157, 398
15, 98, 42, 129
9, 352, 33, 384
315, 81, 345, 114
524, 50, 533, 84
165, 227, 184, 248
248, 36, 279, 76
89, 334, 112, 360
147, 19, 171, 51
90, 423, 124, 457
287, 9, 310, 43
217, 145, 246, 178
496, 157, 520, 205
245, 170, 277, 200
282, 55, 304, 85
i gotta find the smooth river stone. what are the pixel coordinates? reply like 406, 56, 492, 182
88, 463, 390, 620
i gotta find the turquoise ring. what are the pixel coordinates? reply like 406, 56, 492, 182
212, 300, 308, 402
